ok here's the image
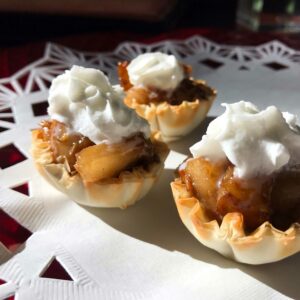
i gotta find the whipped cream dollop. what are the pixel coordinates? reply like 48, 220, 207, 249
190, 101, 300, 179
48, 65, 150, 144
127, 52, 184, 91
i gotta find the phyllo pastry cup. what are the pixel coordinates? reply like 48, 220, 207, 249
171, 178, 300, 265
170, 101, 300, 264
124, 79, 216, 142
32, 125, 169, 209
32, 65, 170, 208
118, 56, 217, 142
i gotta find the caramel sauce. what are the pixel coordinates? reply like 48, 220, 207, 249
217, 165, 272, 232
118, 61, 210, 106
118, 133, 160, 172
39, 120, 94, 171
118, 61, 133, 91
179, 157, 300, 232
169, 78, 213, 105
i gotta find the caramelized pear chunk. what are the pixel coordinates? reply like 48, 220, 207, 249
75, 135, 153, 183
39, 121, 159, 181
40, 120, 94, 170
217, 166, 272, 232
184, 157, 228, 217
181, 153, 300, 232
182, 157, 273, 232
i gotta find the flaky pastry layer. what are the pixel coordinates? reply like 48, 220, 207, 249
171, 178, 300, 264
32, 130, 169, 208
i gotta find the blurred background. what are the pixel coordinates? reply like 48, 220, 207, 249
0, 0, 237, 46
0, 0, 300, 47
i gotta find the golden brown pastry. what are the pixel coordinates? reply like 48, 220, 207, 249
171, 101, 300, 264
118, 52, 216, 142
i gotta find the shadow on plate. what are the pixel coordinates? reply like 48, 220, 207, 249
83, 118, 300, 299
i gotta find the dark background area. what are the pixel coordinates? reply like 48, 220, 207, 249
0, 0, 238, 47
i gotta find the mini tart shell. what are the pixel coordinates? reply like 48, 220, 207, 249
31, 129, 169, 208
171, 178, 300, 265
124, 80, 217, 142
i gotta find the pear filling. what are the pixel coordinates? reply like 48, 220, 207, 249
179, 157, 300, 232
118, 61, 212, 106
37, 120, 159, 183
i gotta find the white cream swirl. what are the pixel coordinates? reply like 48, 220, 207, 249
127, 52, 184, 91
48, 65, 150, 144
190, 101, 300, 179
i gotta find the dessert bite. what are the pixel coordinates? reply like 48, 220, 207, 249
118, 52, 217, 142
171, 101, 300, 264
32, 66, 169, 208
